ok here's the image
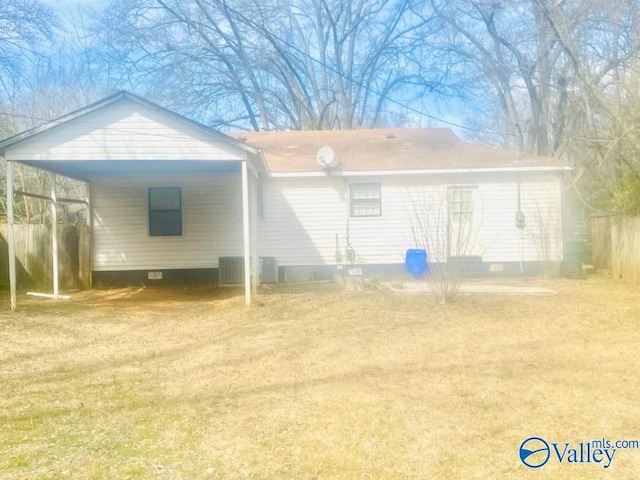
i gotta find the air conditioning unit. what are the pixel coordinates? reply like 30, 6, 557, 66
218, 257, 278, 284
218, 257, 244, 284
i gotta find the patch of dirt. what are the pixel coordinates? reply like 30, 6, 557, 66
7, 285, 248, 316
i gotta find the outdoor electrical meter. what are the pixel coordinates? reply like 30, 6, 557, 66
515, 210, 526, 229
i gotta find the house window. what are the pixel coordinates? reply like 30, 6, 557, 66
449, 188, 474, 223
448, 186, 480, 258
350, 183, 381, 217
149, 187, 182, 236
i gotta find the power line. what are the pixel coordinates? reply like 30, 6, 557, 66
0, 111, 50, 122
3, 6, 510, 140
220, 3, 515, 138
2, 9, 507, 138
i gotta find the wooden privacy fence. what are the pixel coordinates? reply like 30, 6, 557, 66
591, 215, 640, 283
591, 216, 612, 271
0, 224, 90, 290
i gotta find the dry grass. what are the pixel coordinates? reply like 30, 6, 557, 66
1, 277, 640, 479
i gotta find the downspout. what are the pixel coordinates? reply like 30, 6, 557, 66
344, 177, 355, 264
515, 135, 526, 275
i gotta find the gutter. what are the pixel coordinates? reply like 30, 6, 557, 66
268, 165, 573, 178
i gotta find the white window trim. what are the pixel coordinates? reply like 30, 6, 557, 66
349, 183, 382, 218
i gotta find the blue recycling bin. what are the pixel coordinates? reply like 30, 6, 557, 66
405, 249, 428, 277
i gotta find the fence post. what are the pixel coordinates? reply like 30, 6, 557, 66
78, 225, 90, 289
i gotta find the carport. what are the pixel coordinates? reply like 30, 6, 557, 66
1, 91, 267, 310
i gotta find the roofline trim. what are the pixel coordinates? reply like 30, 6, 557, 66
268, 165, 573, 178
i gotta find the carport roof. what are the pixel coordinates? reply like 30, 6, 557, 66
0, 91, 267, 181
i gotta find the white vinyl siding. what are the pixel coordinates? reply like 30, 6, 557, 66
258, 173, 563, 267
257, 177, 346, 266
347, 180, 446, 264
92, 174, 243, 271
258, 177, 446, 266
480, 180, 563, 262
91, 172, 563, 272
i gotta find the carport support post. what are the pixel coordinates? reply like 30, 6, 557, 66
85, 182, 93, 289
241, 161, 251, 306
6, 159, 17, 311
50, 172, 59, 299
250, 172, 259, 295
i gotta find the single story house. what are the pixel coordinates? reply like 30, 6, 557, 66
1, 91, 570, 308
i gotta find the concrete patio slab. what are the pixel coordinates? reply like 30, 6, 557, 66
384, 281, 557, 295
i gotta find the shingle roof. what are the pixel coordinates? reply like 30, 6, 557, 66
228, 128, 568, 173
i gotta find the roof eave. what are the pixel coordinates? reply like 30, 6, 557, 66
268, 165, 573, 178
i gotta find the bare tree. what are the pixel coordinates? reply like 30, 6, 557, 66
1, 46, 100, 224
0, 1, 63, 222
429, 0, 640, 215
0, 0, 59, 113
427, 0, 580, 156
92, 0, 442, 130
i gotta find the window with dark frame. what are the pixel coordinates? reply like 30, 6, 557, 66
148, 187, 182, 236
349, 183, 381, 217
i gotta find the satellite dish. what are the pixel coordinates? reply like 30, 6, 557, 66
316, 146, 334, 167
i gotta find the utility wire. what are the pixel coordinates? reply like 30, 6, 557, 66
221, 3, 516, 138
0, 111, 50, 122
3, 5, 513, 139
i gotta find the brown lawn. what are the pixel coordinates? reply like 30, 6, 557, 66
1, 276, 640, 479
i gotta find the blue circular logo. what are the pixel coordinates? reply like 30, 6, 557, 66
519, 437, 550, 468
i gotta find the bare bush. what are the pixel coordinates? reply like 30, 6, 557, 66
406, 186, 482, 304
525, 200, 562, 275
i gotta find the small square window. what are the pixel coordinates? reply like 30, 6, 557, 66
149, 187, 182, 236
350, 183, 381, 217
